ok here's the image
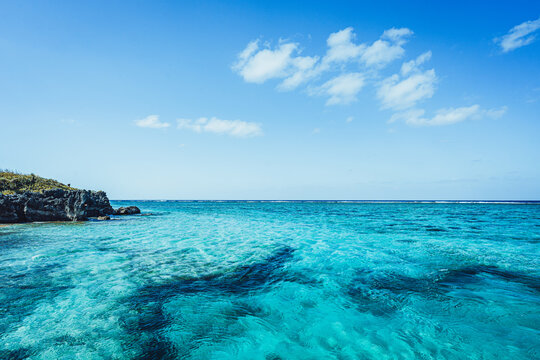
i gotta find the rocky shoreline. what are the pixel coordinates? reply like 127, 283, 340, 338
0, 189, 139, 223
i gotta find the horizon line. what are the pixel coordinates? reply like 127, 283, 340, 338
109, 199, 540, 203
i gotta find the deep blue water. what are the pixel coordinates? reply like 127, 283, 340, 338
0, 201, 539, 359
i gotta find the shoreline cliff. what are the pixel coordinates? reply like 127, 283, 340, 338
0, 171, 139, 223
0, 189, 114, 223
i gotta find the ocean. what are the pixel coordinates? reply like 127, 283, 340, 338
1, 201, 539, 359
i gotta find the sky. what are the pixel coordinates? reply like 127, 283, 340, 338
0, 0, 539, 200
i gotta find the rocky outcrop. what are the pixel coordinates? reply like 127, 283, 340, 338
0, 189, 114, 223
114, 206, 141, 215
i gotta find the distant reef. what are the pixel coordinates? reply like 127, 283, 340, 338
0, 171, 138, 223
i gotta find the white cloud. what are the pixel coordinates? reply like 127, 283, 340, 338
401, 51, 432, 75
234, 40, 259, 69
382, 27, 414, 44
322, 27, 365, 65
278, 55, 320, 90
484, 106, 508, 119
379, 50, 505, 128
134, 115, 170, 129
232, 28, 504, 131
361, 28, 413, 67
320, 26, 413, 69
177, 117, 262, 137
320, 73, 365, 105
378, 69, 437, 110
233, 27, 484, 119
390, 105, 507, 126
232, 28, 505, 130
398, 105, 479, 126
495, 17, 540, 53
232, 40, 318, 90
361, 40, 403, 67
234, 26, 415, 96
232, 41, 298, 83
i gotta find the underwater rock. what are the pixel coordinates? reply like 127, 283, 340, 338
114, 206, 141, 215
0, 189, 114, 223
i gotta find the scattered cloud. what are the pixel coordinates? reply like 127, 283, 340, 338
320, 73, 365, 105
233, 26, 413, 104
379, 53, 506, 127
232, 40, 319, 90
382, 28, 414, 43
375, 51, 436, 111
400, 51, 431, 76
378, 69, 437, 110
134, 115, 262, 137
232, 40, 297, 83
135, 115, 170, 129
392, 106, 479, 126
233, 27, 505, 129
177, 117, 262, 137
322, 27, 365, 65
390, 105, 507, 126
360, 28, 413, 67
312, 127, 321, 134
484, 106, 508, 119
495, 17, 540, 53
278, 55, 319, 90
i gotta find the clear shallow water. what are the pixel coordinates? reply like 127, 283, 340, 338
0, 202, 539, 360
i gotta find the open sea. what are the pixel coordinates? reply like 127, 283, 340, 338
0, 201, 539, 359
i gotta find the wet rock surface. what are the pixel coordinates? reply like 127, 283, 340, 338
114, 206, 141, 215
0, 189, 114, 223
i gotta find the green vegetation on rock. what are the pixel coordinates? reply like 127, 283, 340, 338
0, 171, 77, 195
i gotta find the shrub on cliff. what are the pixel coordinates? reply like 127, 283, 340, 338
0, 170, 77, 195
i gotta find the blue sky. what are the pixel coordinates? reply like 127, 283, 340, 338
1, 0, 539, 200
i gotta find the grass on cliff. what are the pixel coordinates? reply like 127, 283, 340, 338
0, 170, 77, 195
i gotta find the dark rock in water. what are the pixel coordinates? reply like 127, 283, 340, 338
0, 189, 114, 223
127, 245, 298, 357
114, 206, 141, 215
97, 215, 111, 221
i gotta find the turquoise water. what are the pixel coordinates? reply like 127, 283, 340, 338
1, 201, 539, 359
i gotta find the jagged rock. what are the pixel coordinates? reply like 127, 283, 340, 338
97, 215, 111, 220
114, 206, 141, 215
0, 189, 114, 223
0, 196, 19, 223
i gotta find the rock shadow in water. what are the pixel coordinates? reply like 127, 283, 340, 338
0, 347, 34, 360
127, 245, 304, 359
133, 245, 306, 302
0, 261, 72, 334
437, 264, 540, 292
0, 261, 72, 359
349, 264, 540, 316
134, 338, 177, 360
